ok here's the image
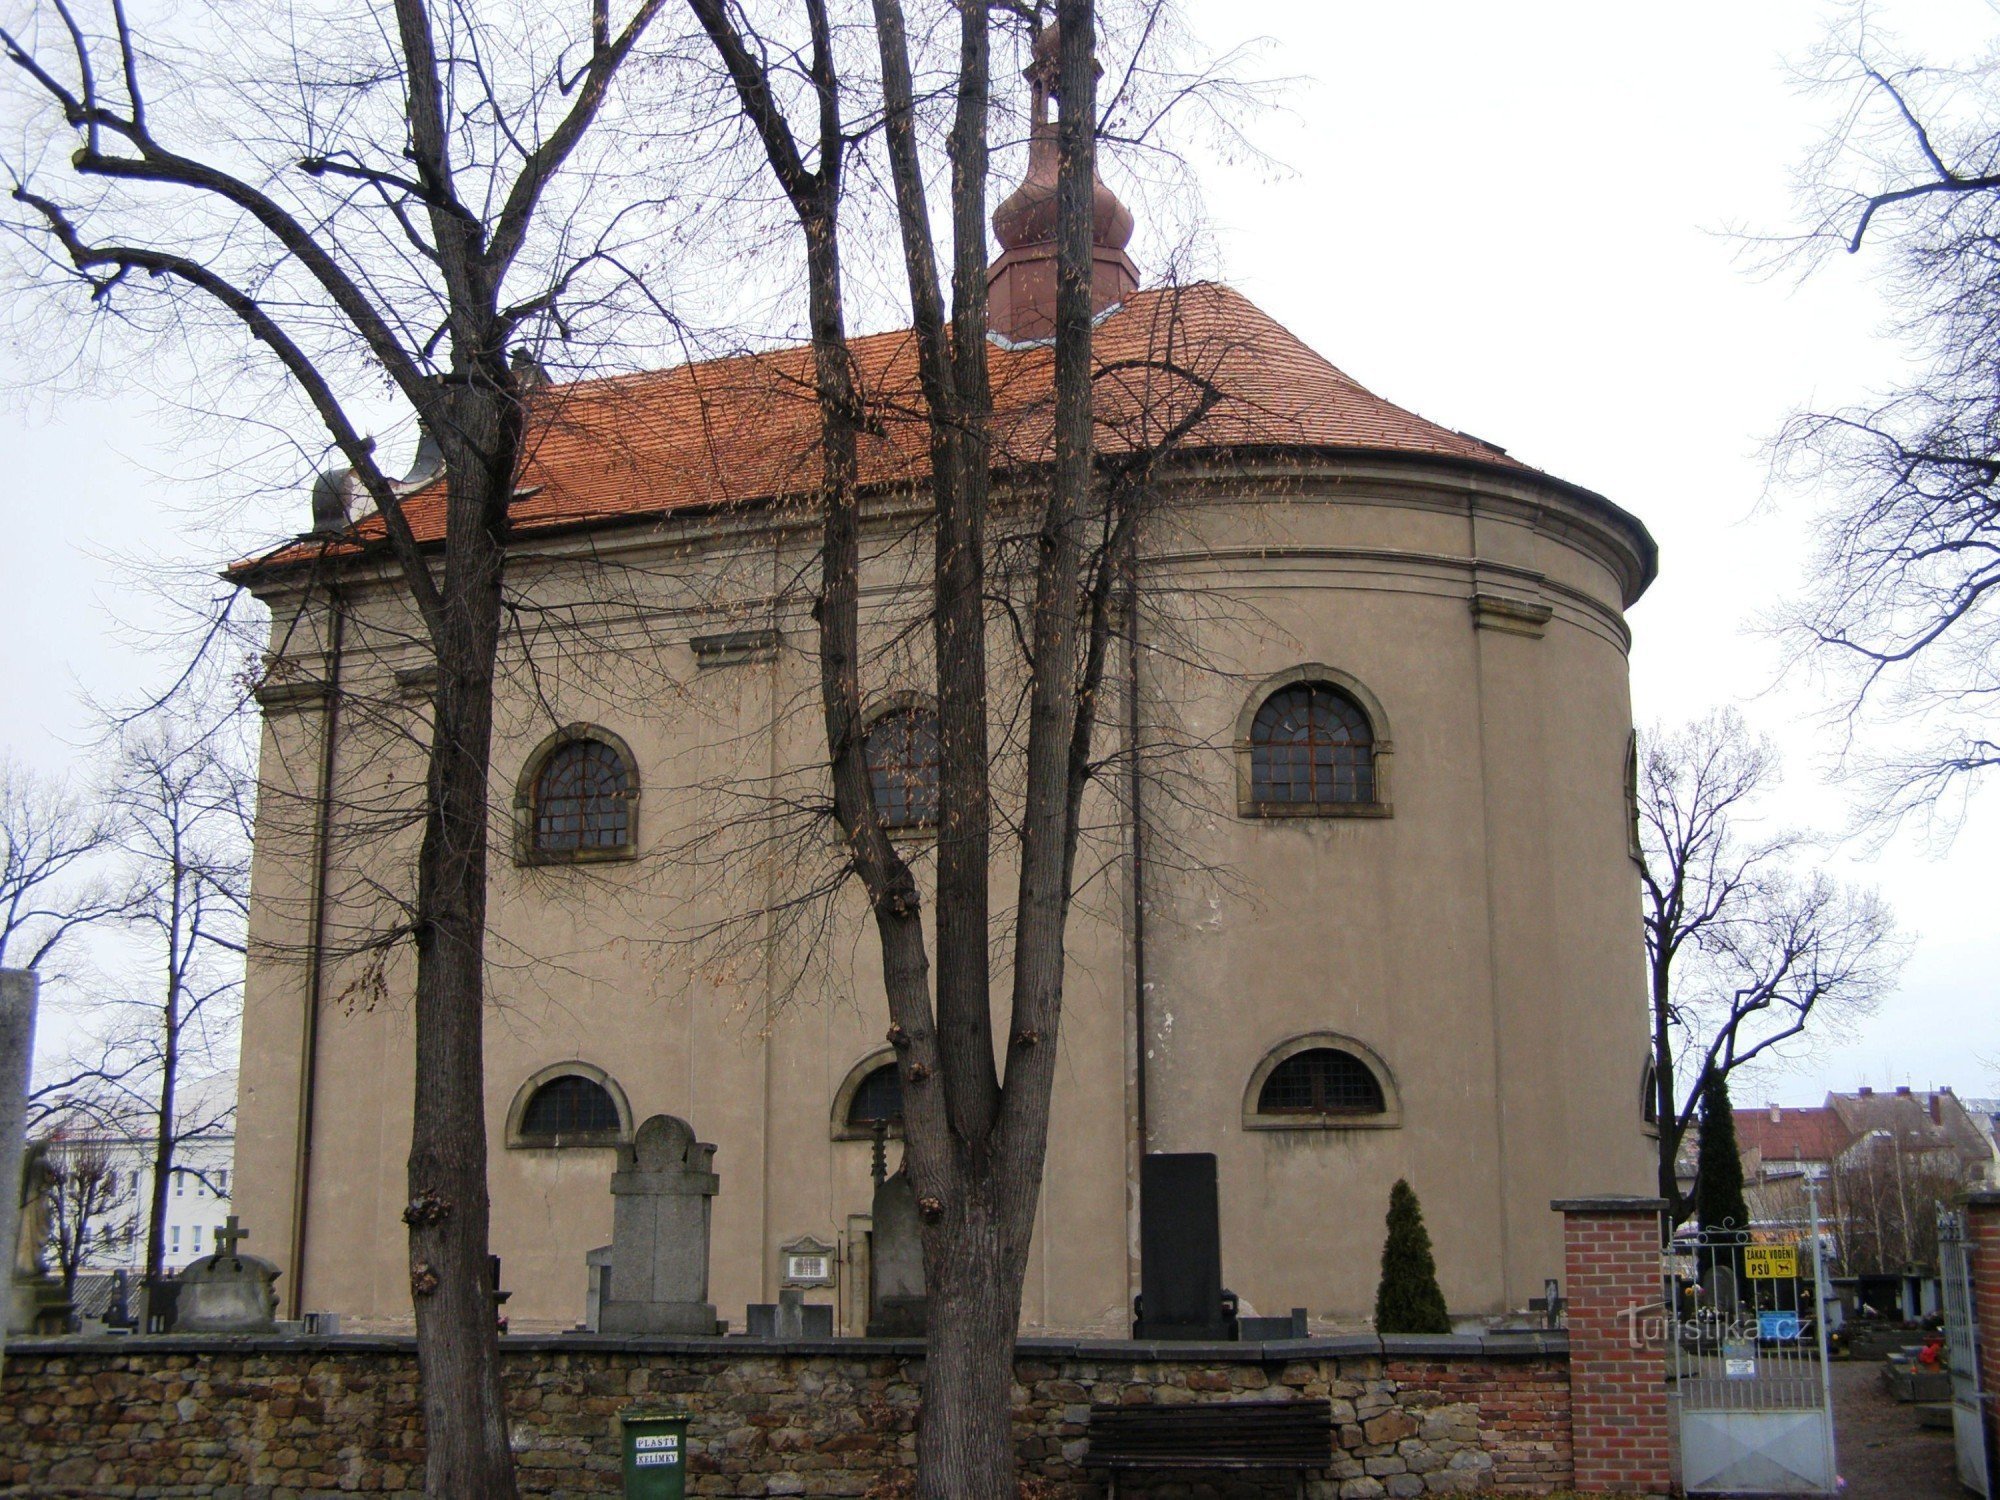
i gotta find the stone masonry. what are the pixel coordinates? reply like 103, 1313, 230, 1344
0, 1335, 1570, 1498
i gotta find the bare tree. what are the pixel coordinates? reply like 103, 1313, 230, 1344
1639, 709, 1903, 1227
0, 755, 119, 973
2, 0, 689, 1486
1775, 21, 2000, 829
93, 720, 249, 1287
682, 2, 1235, 1492
39, 1136, 134, 1304
1825, 1128, 1978, 1279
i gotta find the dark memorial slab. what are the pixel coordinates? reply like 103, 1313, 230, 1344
1133, 1152, 1235, 1340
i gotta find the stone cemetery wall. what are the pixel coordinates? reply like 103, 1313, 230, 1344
0, 1333, 1571, 1498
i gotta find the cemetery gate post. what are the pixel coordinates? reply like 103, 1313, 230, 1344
1555, 1195, 1672, 1495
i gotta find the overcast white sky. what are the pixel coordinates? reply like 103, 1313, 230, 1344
2, 0, 1993, 1105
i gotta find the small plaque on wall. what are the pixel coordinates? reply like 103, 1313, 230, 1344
779, 1234, 836, 1288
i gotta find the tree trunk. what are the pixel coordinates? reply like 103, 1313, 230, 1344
917, 1182, 1028, 1500
144, 857, 181, 1288
402, 383, 519, 1500
1650, 952, 1683, 1228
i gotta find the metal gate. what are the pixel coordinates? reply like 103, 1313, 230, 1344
1668, 1209, 1837, 1495
1941, 1209, 1990, 1498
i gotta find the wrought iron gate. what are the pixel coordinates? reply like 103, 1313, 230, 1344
1941, 1209, 1990, 1499
1667, 1212, 1837, 1495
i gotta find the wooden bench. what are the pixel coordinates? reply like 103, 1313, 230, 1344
1082, 1398, 1334, 1498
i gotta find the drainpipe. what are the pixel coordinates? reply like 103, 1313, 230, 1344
287, 585, 344, 1318
1125, 539, 1148, 1153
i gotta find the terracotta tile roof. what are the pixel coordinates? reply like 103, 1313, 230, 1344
1735, 1106, 1849, 1166
233, 282, 1575, 578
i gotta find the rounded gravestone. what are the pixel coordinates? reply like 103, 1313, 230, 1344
630, 1114, 696, 1171
175, 1251, 281, 1333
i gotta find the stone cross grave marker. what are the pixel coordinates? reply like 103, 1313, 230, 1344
213, 1214, 249, 1257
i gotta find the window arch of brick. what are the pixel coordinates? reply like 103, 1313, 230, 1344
1242, 1033, 1401, 1132
860, 695, 940, 833
513, 725, 640, 864
831, 1049, 906, 1141
505, 1061, 633, 1149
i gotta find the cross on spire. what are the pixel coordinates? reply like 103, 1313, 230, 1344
213, 1214, 249, 1258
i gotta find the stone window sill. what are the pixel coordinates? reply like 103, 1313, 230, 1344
1238, 800, 1392, 821
1242, 1112, 1402, 1132
516, 843, 637, 868
507, 1131, 626, 1151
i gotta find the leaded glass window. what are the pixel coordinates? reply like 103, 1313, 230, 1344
864, 709, 941, 829
520, 1075, 621, 1138
534, 739, 631, 854
847, 1064, 904, 1128
1257, 1048, 1384, 1116
1249, 684, 1375, 805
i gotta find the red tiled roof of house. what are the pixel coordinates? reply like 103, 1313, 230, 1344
233, 283, 1637, 580
1735, 1105, 1849, 1165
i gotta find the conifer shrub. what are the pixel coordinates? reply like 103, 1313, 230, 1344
1374, 1177, 1452, 1335
1694, 1070, 1749, 1234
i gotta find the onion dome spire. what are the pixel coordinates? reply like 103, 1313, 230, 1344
986, 25, 1138, 343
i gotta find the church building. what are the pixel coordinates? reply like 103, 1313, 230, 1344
230, 131, 1659, 1335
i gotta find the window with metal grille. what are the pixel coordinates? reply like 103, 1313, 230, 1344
846, 1064, 904, 1128
1249, 684, 1375, 805
864, 709, 941, 829
533, 739, 631, 854
519, 1075, 621, 1139
1257, 1048, 1384, 1115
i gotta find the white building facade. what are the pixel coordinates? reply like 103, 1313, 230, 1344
42, 1134, 237, 1274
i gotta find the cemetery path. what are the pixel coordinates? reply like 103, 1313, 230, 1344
1828, 1358, 1960, 1499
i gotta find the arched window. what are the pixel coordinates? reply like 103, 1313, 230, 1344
1243, 1033, 1400, 1131
516, 728, 639, 862
846, 1064, 904, 1129
1257, 1048, 1384, 1116
864, 708, 941, 829
522, 1075, 620, 1136
831, 1050, 906, 1140
506, 1062, 631, 1148
1249, 684, 1375, 807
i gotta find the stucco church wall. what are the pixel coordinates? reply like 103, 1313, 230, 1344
233, 460, 1651, 1333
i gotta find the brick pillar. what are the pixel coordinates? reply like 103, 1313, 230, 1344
1553, 1195, 1671, 1496
1965, 1189, 2000, 1486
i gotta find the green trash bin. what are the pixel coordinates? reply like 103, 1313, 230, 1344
619, 1407, 690, 1500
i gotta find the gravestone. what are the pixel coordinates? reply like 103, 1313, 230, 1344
176, 1216, 282, 1333
865, 1129, 926, 1338
599, 1115, 722, 1336
1238, 1307, 1309, 1340
746, 1287, 834, 1339
581, 1244, 613, 1331
1133, 1152, 1236, 1340
491, 1254, 511, 1333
